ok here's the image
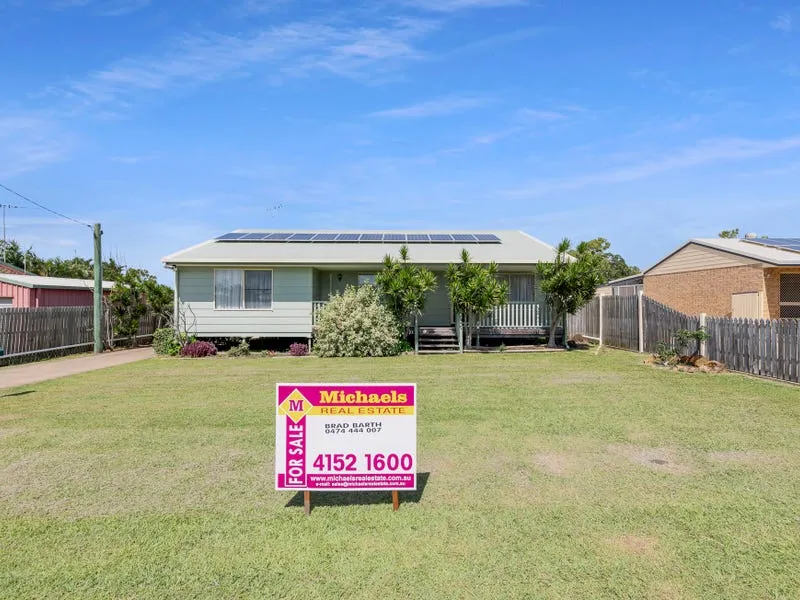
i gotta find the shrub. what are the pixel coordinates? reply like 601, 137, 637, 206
180, 341, 217, 358
152, 328, 180, 356
314, 285, 402, 358
653, 341, 678, 366
289, 342, 309, 357
228, 338, 251, 357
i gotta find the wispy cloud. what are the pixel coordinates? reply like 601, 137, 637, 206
53, 0, 151, 16
109, 154, 158, 164
370, 94, 493, 118
770, 14, 792, 31
60, 18, 436, 107
501, 136, 800, 198
0, 116, 72, 178
401, 0, 527, 12
516, 108, 569, 122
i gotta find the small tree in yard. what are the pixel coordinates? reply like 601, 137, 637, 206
446, 249, 508, 350
108, 268, 174, 347
375, 245, 437, 352
108, 268, 150, 347
537, 238, 602, 348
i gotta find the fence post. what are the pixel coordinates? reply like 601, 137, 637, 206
637, 290, 644, 353
699, 313, 707, 357
598, 294, 604, 348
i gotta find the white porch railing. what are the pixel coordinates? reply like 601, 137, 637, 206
479, 302, 551, 329
312, 301, 327, 326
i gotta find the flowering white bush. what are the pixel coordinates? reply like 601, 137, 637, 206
314, 285, 402, 357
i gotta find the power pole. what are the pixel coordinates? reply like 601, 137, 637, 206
93, 223, 103, 353
0, 204, 22, 263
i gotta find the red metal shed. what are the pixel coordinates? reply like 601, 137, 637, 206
0, 274, 113, 308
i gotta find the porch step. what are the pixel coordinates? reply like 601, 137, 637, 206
418, 326, 459, 353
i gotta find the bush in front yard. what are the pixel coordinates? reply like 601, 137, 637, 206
314, 285, 401, 357
180, 341, 217, 358
289, 342, 309, 357
152, 328, 181, 356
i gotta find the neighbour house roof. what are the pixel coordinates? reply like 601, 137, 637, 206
0, 274, 114, 290
603, 273, 644, 286
644, 238, 800, 274
0, 261, 28, 275
162, 230, 560, 267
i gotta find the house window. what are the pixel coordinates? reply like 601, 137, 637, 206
779, 273, 800, 318
215, 269, 272, 309
0, 297, 11, 307
500, 274, 534, 303
358, 274, 376, 286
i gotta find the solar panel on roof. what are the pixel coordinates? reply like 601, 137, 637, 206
289, 233, 315, 241
312, 233, 337, 241
383, 234, 406, 242
240, 233, 270, 240
407, 234, 430, 242
452, 234, 477, 242
743, 238, 800, 252
216, 233, 247, 240
336, 233, 360, 241
359, 233, 383, 242
266, 233, 292, 240
474, 233, 501, 242
429, 234, 453, 242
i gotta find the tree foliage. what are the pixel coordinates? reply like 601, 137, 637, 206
1, 238, 125, 279
571, 237, 639, 283
107, 268, 173, 346
538, 238, 603, 348
314, 285, 402, 358
375, 245, 437, 349
446, 249, 508, 349
718, 228, 740, 239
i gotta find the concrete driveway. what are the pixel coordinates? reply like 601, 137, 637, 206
0, 348, 154, 390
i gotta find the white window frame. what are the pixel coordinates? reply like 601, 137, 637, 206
213, 268, 274, 311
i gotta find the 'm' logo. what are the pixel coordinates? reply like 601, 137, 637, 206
279, 389, 312, 423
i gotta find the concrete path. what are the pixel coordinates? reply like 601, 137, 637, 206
0, 347, 154, 390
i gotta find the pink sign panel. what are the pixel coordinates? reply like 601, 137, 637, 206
275, 384, 417, 491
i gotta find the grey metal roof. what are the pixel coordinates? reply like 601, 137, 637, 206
643, 238, 800, 274
162, 230, 559, 266
0, 274, 115, 290
604, 273, 644, 286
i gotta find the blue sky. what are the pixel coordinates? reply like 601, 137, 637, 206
1, 0, 800, 282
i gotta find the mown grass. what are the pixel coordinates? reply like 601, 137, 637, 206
1, 350, 799, 599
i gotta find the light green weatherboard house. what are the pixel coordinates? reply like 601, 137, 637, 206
162, 230, 559, 347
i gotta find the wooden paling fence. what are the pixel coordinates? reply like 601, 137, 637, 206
567, 297, 600, 340
0, 306, 158, 364
569, 294, 799, 384
706, 317, 800, 383
642, 297, 700, 354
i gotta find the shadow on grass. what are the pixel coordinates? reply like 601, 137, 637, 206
0, 390, 36, 398
285, 472, 430, 511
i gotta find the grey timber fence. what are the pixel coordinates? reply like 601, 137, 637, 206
705, 317, 800, 384
0, 306, 158, 365
568, 293, 799, 384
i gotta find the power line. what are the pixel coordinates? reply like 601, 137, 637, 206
0, 182, 92, 228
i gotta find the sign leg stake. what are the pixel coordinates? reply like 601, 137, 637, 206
392, 490, 399, 511
304, 491, 311, 516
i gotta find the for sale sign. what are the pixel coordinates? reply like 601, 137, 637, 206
275, 383, 416, 491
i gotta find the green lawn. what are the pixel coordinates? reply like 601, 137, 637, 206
1, 350, 799, 599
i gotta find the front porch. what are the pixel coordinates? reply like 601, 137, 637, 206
311, 267, 553, 332
312, 299, 553, 331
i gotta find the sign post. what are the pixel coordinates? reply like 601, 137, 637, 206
275, 383, 417, 514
